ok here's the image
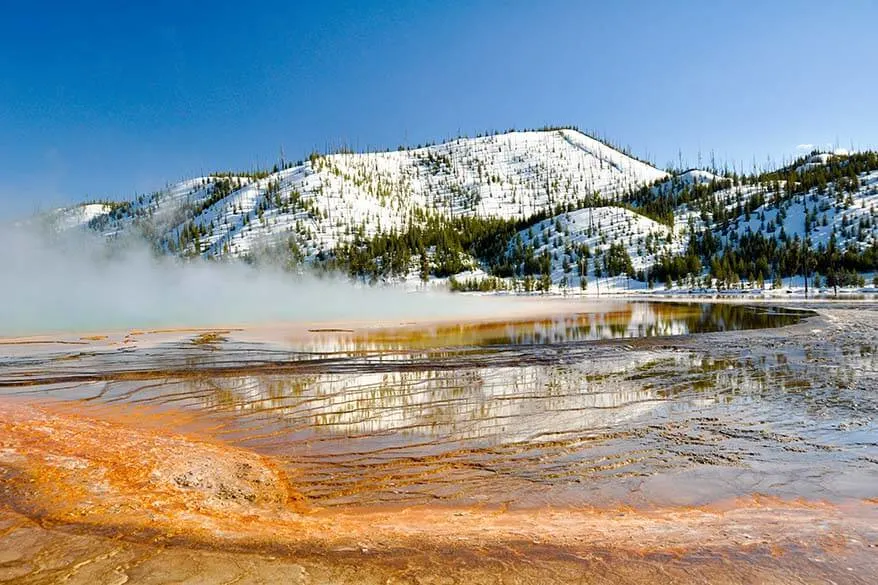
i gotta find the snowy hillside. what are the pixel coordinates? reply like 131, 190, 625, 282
717, 170, 878, 251
504, 206, 682, 290
59, 130, 878, 293
50, 203, 115, 231
78, 128, 666, 261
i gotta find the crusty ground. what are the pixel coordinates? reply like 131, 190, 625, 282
2, 303, 878, 583
0, 398, 877, 584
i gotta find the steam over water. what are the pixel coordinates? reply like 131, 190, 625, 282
0, 226, 497, 335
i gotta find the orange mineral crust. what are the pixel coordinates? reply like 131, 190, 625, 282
0, 401, 304, 535
1, 399, 877, 584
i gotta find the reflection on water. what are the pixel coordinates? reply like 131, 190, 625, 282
4, 301, 878, 584
5, 301, 875, 511
0, 302, 808, 379
110, 350, 875, 509
293, 301, 807, 355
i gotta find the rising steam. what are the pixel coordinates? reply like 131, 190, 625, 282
0, 221, 496, 336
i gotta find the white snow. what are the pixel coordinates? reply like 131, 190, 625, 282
510, 206, 682, 289
51, 203, 114, 231
68, 129, 667, 264
54, 131, 878, 294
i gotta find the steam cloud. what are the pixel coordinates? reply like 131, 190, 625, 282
0, 223, 496, 336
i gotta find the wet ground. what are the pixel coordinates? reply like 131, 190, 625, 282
1, 300, 877, 583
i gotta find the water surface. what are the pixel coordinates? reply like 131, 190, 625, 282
7, 300, 863, 511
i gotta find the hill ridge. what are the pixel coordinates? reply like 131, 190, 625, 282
55, 131, 878, 293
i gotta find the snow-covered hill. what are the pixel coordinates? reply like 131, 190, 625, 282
716, 170, 878, 251
57, 130, 878, 293
78, 129, 666, 260
505, 206, 682, 290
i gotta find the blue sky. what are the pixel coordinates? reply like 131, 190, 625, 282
1, 0, 876, 218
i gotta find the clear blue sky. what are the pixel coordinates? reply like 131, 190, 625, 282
2, 0, 876, 218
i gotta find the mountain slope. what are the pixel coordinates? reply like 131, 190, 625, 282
80, 129, 666, 261
59, 131, 878, 292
